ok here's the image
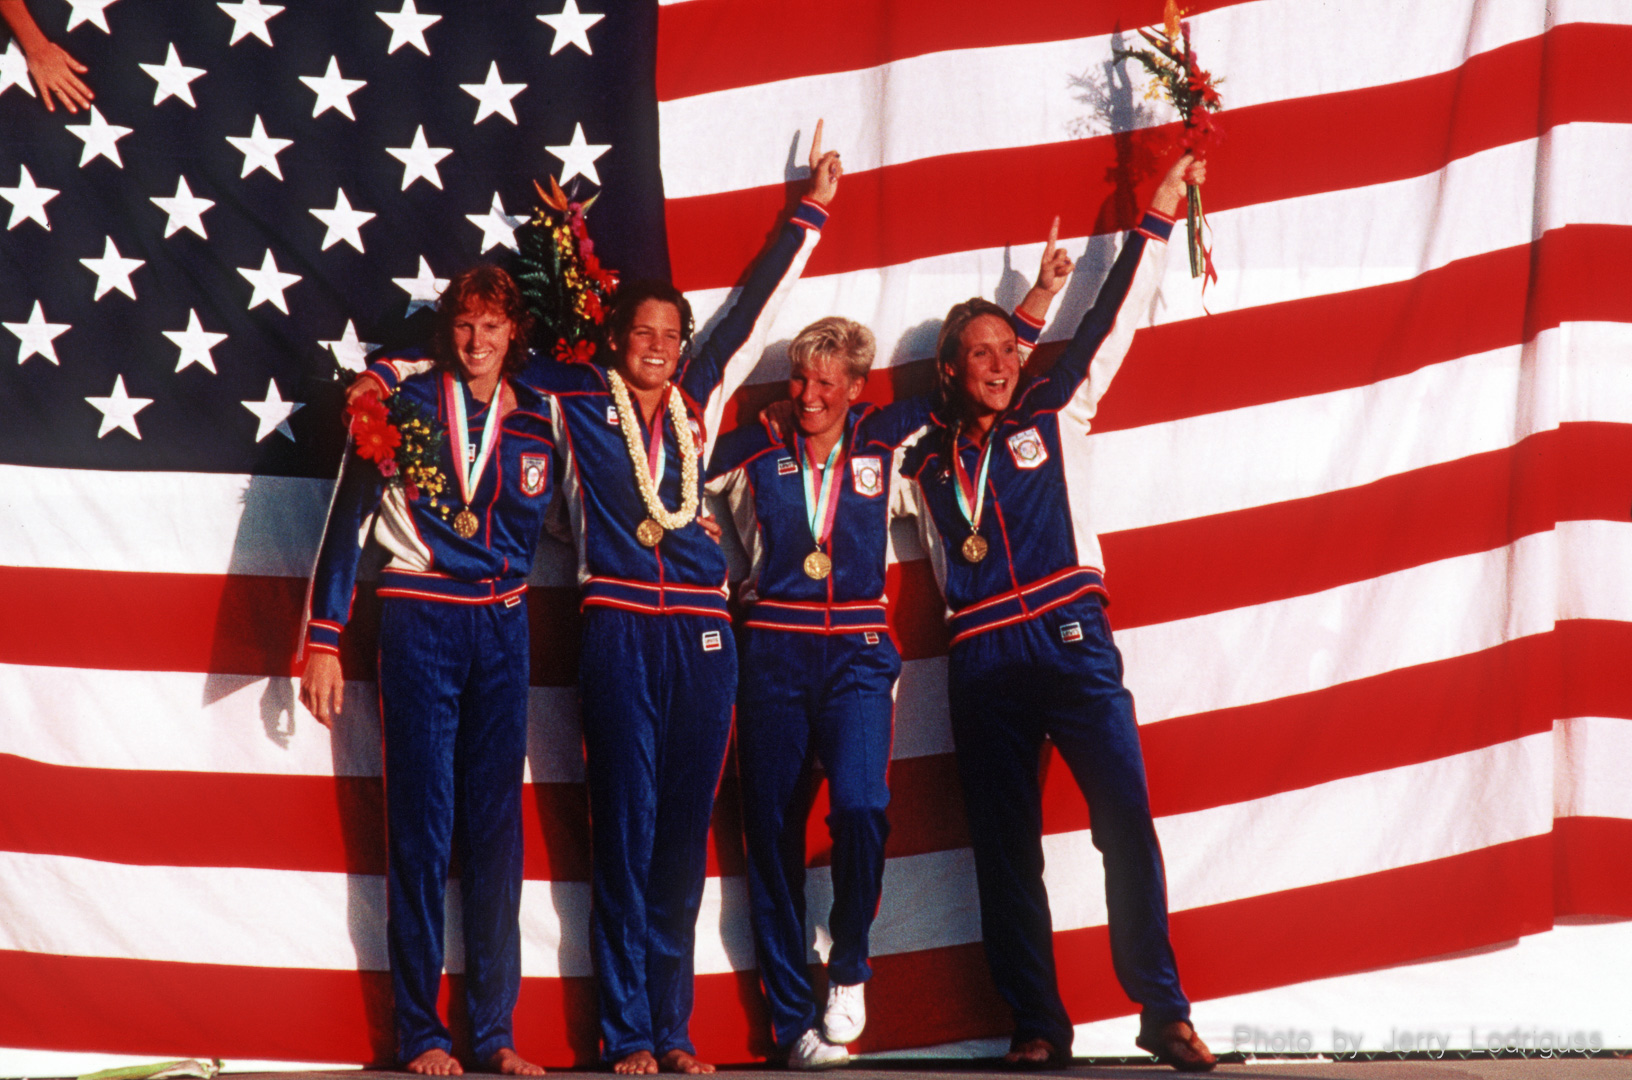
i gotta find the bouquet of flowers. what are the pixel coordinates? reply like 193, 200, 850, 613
514, 175, 619, 363
346, 392, 453, 518
1115, 0, 1223, 281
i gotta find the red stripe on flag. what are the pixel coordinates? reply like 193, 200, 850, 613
5, 422, 1629, 681
1138, 620, 1632, 820
1103, 422, 1632, 629
1163, 834, 1555, 1010
1096, 226, 1632, 434
655, 0, 1245, 103
0, 570, 583, 685
1552, 816, 1632, 918
10, 621, 1628, 876
0, 834, 1555, 1064
666, 25, 1632, 291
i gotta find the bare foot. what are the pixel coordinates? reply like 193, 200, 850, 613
658, 1049, 714, 1074
1001, 1037, 1066, 1070
488, 1048, 545, 1076
613, 1051, 658, 1075
1136, 1021, 1217, 1073
407, 1048, 464, 1076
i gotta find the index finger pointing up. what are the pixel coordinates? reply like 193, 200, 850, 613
809, 119, 824, 171
1046, 215, 1059, 256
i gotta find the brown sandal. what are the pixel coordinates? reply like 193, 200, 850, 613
1136, 1021, 1217, 1072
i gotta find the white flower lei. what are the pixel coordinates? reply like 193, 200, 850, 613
606, 368, 700, 531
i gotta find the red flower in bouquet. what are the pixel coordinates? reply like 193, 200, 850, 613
1116, 0, 1224, 284
347, 398, 402, 464
555, 337, 597, 363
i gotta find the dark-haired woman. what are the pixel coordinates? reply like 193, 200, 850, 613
895, 153, 1216, 1071
302, 266, 554, 1076
357, 128, 841, 1074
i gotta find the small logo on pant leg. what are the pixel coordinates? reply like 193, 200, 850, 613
863, 631, 880, 645
701, 629, 723, 652
1059, 621, 1083, 643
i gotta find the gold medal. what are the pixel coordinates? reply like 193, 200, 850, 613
803, 550, 833, 580
961, 533, 989, 563
636, 518, 664, 547
453, 509, 479, 539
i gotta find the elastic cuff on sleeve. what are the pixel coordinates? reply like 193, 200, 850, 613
364, 363, 399, 395
1010, 307, 1045, 345
792, 198, 829, 231
1136, 209, 1177, 242
306, 620, 344, 654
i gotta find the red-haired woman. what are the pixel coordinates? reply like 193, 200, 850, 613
301, 266, 555, 1077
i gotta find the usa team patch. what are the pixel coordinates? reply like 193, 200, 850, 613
606, 404, 620, 425
863, 631, 880, 645
851, 455, 883, 496
777, 457, 798, 476
520, 454, 548, 496
1059, 621, 1083, 643
701, 629, 723, 652
1007, 427, 1048, 469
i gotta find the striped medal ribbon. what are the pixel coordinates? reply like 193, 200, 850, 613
445, 372, 503, 540
952, 430, 995, 563
798, 431, 845, 579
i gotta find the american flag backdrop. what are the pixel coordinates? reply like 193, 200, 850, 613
3, 0, 1632, 1070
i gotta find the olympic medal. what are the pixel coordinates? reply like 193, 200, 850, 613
636, 518, 664, 547
803, 551, 833, 580
961, 534, 989, 563
453, 509, 479, 539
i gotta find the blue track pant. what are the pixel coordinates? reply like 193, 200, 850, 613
946, 596, 1189, 1053
377, 595, 530, 1065
578, 607, 739, 1061
736, 628, 899, 1051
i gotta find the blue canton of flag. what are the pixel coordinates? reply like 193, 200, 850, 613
0, 0, 667, 478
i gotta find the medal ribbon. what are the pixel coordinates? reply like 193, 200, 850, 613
445, 372, 504, 508
639, 386, 670, 484
797, 430, 846, 548
952, 430, 995, 533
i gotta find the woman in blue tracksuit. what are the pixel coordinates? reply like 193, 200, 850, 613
300, 266, 553, 1077
705, 246, 1062, 1068
895, 153, 1217, 1071
355, 128, 841, 1075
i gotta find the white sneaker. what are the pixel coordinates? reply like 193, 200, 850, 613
788, 1028, 849, 1070
823, 981, 866, 1045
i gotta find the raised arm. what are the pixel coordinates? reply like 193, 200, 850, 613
684, 121, 840, 457
1028, 153, 1204, 421
1012, 216, 1075, 360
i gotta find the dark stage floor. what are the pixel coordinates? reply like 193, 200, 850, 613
194, 1056, 1632, 1080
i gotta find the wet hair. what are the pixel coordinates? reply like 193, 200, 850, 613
604, 279, 694, 357
934, 297, 1011, 404
434, 265, 535, 376
788, 316, 876, 382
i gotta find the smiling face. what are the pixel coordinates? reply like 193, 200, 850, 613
789, 352, 865, 441
451, 302, 515, 388
948, 313, 1021, 421
609, 298, 684, 394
